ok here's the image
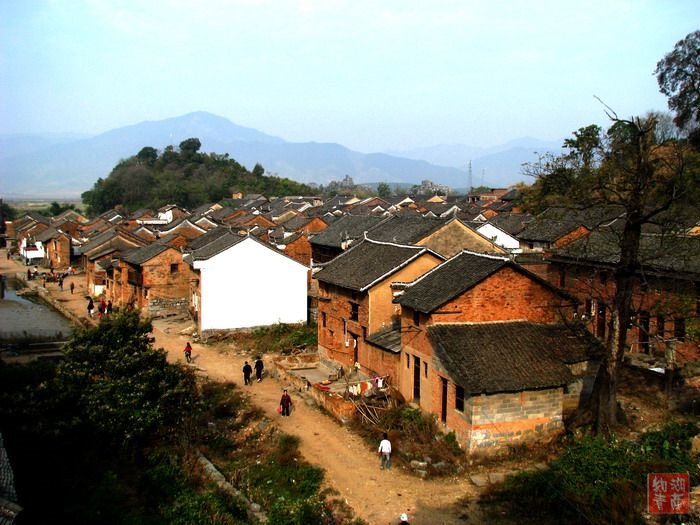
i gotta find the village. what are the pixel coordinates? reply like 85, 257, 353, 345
4, 188, 700, 460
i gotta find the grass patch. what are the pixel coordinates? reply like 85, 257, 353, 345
230, 323, 317, 354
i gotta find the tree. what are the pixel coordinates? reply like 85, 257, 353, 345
179, 137, 202, 156
137, 146, 159, 165
54, 312, 198, 449
252, 163, 265, 177
522, 113, 700, 433
376, 182, 392, 199
655, 30, 700, 134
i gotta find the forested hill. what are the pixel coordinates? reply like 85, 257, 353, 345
81, 138, 315, 214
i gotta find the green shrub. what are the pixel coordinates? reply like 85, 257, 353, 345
481, 420, 700, 525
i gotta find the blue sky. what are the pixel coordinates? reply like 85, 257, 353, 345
1, 1, 698, 153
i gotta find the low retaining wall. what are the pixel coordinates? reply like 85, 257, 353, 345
274, 353, 356, 424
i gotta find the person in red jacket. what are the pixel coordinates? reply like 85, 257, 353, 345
279, 389, 293, 416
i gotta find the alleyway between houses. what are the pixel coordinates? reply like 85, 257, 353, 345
1, 249, 483, 525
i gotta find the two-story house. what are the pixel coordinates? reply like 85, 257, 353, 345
394, 250, 601, 456
315, 238, 444, 378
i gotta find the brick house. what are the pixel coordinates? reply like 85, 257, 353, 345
315, 238, 444, 378
547, 229, 700, 365
394, 250, 600, 456
35, 221, 81, 270
107, 243, 190, 317
80, 227, 148, 296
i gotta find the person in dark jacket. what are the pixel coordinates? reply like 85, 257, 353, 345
254, 357, 264, 382
242, 361, 253, 385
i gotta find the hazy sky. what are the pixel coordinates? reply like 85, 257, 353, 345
1, 1, 698, 153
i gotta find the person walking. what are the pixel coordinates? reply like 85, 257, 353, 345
183, 342, 192, 363
242, 361, 253, 385
378, 432, 392, 470
106, 300, 113, 315
58, 276, 64, 291
87, 298, 95, 318
254, 357, 264, 382
279, 389, 293, 416
69, 281, 75, 295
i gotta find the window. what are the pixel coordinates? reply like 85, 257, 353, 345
350, 302, 359, 321
413, 309, 420, 326
455, 385, 465, 412
406, 354, 410, 368
656, 315, 665, 337
674, 318, 686, 342
424, 362, 428, 378
559, 268, 566, 288
321, 312, 327, 328
170, 263, 179, 274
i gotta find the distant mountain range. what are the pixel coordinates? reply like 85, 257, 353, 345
0, 111, 563, 199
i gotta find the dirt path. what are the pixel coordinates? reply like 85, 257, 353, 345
154, 317, 477, 525
1, 249, 479, 525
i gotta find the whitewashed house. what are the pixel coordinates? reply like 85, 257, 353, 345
186, 229, 309, 336
476, 222, 522, 253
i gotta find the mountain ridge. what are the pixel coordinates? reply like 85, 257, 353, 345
0, 112, 560, 199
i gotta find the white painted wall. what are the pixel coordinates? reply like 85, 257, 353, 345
194, 237, 308, 331
476, 223, 521, 252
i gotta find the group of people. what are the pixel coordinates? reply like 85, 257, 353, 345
242, 358, 294, 416
242, 357, 265, 385
87, 297, 112, 318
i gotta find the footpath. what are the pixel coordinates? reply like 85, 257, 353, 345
0, 249, 481, 525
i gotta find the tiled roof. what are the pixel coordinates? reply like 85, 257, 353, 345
365, 326, 402, 353
188, 230, 247, 261
552, 230, 700, 277
121, 243, 172, 265
80, 227, 145, 255
365, 216, 449, 244
397, 251, 510, 313
487, 212, 534, 236
310, 215, 389, 248
314, 239, 431, 291
429, 322, 588, 394
518, 206, 624, 242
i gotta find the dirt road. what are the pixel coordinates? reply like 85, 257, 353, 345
154, 317, 478, 525
1, 249, 479, 525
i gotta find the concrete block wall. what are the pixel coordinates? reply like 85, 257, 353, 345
465, 388, 564, 454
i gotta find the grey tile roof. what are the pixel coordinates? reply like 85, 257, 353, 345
487, 212, 534, 236
429, 322, 587, 394
188, 230, 247, 261
80, 227, 145, 255
121, 243, 171, 265
310, 215, 389, 248
397, 251, 510, 313
365, 216, 449, 244
398, 250, 572, 314
314, 239, 433, 292
551, 230, 700, 278
518, 206, 625, 242
365, 326, 402, 353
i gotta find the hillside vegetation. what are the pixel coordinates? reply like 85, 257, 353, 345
81, 138, 315, 214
